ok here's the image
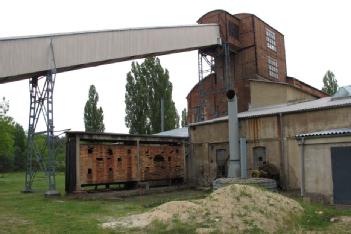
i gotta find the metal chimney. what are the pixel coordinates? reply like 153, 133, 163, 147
226, 90, 240, 177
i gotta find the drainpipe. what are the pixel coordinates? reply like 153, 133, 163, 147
299, 137, 305, 197
227, 90, 240, 177
240, 138, 247, 178
279, 113, 287, 189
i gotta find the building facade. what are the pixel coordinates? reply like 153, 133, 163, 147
187, 10, 327, 124
187, 95, 351, 198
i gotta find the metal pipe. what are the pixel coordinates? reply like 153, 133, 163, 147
161, 98, 164, 132
240, 138, 247, 178
279, 113, 287, 189
299, 137, 305, 197
227, 90, 240, 177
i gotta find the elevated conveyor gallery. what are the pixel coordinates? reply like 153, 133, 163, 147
0, 24, 220, 84
0, 11, 234, 195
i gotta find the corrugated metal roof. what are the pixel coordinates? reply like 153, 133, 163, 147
239, 96, 351, 118
190, 94, 351, 126
296, 128, 351, 138
154, 127, 189, 138
333, 85, 351, 98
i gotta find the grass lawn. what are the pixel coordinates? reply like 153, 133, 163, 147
0, 172, 350, 233
0, 172, 208, 234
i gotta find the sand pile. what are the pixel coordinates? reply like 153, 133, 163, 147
102, 184, 303, 233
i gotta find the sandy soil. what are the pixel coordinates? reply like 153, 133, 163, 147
102, 184, 303, 233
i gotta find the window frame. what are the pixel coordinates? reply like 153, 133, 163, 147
266, 28, 277, 52
268, 56, 279, 79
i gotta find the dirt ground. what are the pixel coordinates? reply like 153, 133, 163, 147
102, 184, 303, 233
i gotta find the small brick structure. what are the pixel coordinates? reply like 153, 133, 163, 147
65, 131, 187, 193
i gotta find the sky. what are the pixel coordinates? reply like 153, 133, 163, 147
0, 0, 350, 134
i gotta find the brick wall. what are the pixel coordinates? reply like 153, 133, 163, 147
79, 143, 184, 186
187, 10, 322, 124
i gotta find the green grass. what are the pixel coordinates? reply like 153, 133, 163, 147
276, 193, 351, 233
1, 173, 351, 233
296, 199, 351, 231
0, 172, 208, 234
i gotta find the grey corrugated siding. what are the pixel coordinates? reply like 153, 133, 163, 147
0, 24, 220, 83
296, 128, 351, 138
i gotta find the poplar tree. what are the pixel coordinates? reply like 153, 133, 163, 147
322, 70, 338, 95
125, 57, 179, 134
84, 85, 105, 132
181, 108, 188, 127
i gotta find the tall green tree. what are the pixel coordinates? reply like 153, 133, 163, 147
84, 85, 105, 132
125, 57, 179, 134
0, 116, 26, 172
322, 70, 338, 95
13, 123, 27, 171
181, 108, 188, 127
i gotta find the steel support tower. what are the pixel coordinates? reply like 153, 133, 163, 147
23, 40, 60, 196
23, 71, 59, 196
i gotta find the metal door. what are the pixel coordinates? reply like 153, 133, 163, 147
331, 146, 351, 204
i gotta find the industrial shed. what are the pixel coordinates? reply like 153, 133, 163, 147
65, 132, 188, 193
187, 89, 351, 190
297, 129, 351, 205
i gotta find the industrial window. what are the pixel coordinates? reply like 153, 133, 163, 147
266, 28, 276, 51
228, 22, 239, 38
195, 106, 204, 122
268, 57, 279, 79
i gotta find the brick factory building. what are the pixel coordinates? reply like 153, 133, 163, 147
187, 10, 327, 123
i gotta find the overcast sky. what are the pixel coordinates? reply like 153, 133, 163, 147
0, 0, 350, 134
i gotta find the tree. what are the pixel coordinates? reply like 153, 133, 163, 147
13, 123, 27, 171
181, 108, 188, 127
0, 116, 26, 172
322, 70, 338, 95
84, 85, 105, 132
125, 57, 179, 134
